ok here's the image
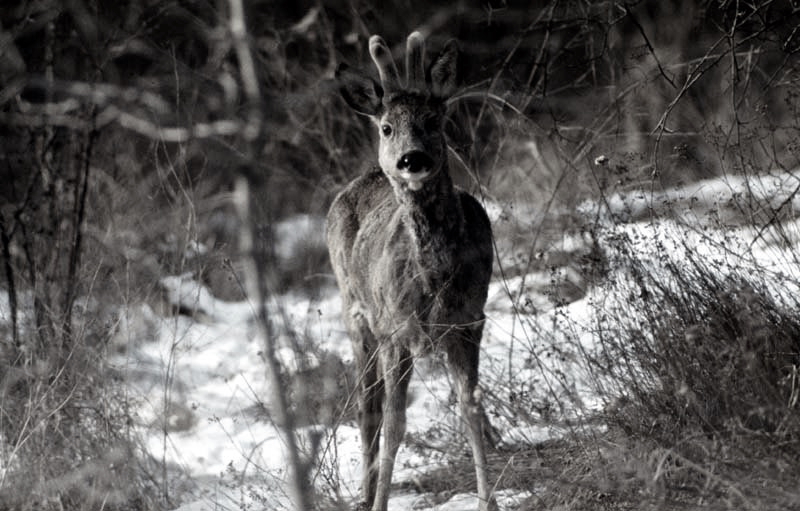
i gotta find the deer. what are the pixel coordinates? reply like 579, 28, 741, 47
326, 32, 496, 511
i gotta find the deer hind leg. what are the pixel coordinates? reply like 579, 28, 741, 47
446, 325, 497, 511
372, 343, 413, 511
349, 313, 384, 509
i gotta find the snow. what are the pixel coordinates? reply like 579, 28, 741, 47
5, 171, 799, 510
114, 231, 565, 509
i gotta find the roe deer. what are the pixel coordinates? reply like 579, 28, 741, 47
326, 32, 496, 511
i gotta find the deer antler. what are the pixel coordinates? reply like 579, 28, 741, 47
370, 32, 427, 92
369, 35, 400, 92
405, 31, 425, 90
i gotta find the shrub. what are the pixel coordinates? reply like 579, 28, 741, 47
573, 217, 800, 508
594, 239, 800, 438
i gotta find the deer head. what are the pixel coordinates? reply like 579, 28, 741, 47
337, 32, 458, 192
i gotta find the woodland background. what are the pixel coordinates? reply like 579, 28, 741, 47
1, 1, 799, 510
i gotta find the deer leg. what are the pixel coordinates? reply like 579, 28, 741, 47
359, 350, 383, 508
349, 315, 383, 509
446, 325, 497, 511
372, 343, 413, 511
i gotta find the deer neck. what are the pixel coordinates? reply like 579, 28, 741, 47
393, 167, 464, 286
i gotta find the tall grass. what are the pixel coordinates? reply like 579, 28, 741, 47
594, 243, 800, 438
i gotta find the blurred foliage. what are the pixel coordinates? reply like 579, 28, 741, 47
1, 3, 796, 192
3, 0, 798, 217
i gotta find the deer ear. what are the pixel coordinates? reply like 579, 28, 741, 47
337, 63, 383, 117
429, 39, 458, 97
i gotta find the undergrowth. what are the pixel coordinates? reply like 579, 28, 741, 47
565, 201, 800, 509
598, 252, 800, 438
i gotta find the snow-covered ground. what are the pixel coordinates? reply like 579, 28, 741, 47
114, 275, 576, 510
103, 169, 800, 510
109, 215, 600, 510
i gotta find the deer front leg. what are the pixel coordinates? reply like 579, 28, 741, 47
356, 348, 383, 508
447, 326, 497, 511
372, 343, 413, 511
348, 310, 383, 509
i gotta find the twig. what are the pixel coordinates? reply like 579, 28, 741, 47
623, 5, 677, 89
652, 448, 754, 510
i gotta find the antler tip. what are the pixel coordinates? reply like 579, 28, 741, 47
407, 31, 425, 44
369, 35, 400, 89
368, 35, 387, 54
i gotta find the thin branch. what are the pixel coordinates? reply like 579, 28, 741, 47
61, 113, 97, 350
228, 0, 261, 141
623, 4, 677, 89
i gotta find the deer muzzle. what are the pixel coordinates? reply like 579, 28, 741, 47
397, 151, 435, 190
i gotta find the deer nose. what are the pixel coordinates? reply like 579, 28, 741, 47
397, 151, 434, 174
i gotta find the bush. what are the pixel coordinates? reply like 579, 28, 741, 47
564, 212, 800, 508
0, 344, 158, 511
595, 240, 800, 438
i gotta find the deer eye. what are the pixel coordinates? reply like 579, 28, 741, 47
381, 124, 392, 136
